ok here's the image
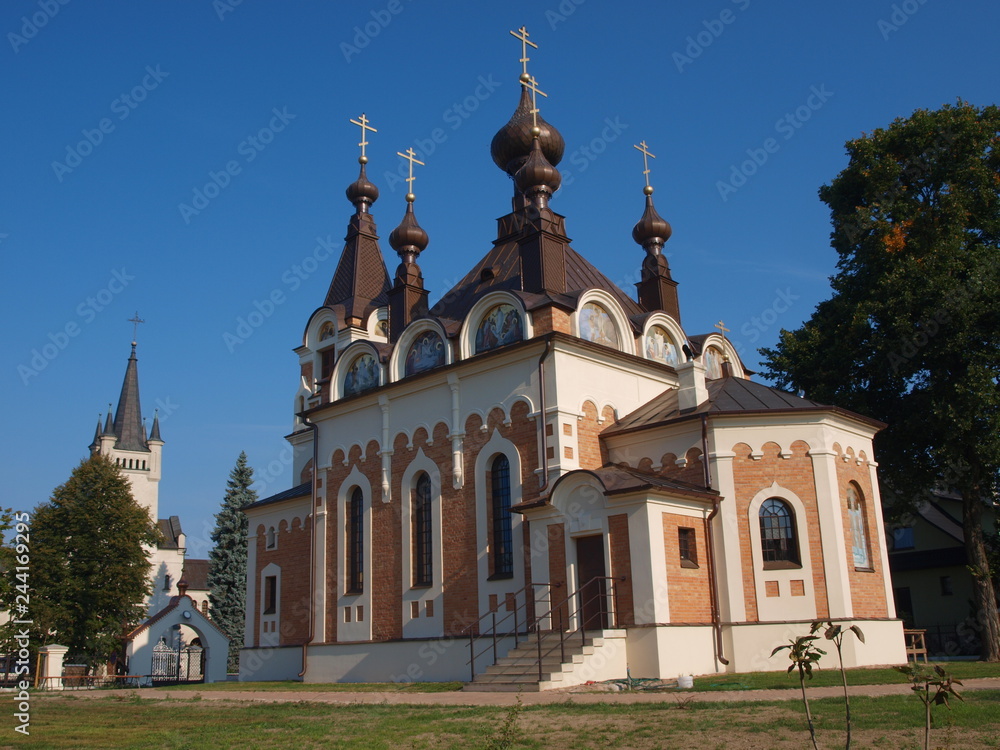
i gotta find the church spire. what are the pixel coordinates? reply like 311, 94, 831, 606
148, 409, 163, 443
323, 113, 391, 328
112, 341, 150, 453
631, 141, 680, 322
88, 415, 102, 452
387, 147, 429, 342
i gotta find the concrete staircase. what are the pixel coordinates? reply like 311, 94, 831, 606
463, 630, 613, 692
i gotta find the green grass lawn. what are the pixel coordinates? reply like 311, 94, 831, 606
17, 689, 1000, 749
692, 660, 999, 692
162, 679, 465, 692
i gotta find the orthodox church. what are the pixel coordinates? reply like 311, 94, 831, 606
241, 32, 905, 686
88, 341, 211, 618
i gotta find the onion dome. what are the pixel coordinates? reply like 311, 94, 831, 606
389, 198, 429, 262
345, 161, 379, 213
632, 187, 672, 251
515, 137, 562, 204
491, 84, 565, 176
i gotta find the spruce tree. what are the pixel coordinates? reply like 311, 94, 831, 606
207, 451, 257, 671
30, 454, 160, 667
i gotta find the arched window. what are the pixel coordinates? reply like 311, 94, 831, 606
347, 487, 364, 593
266, 526, 277, 550
704, 346, 724, 379
579, 302, 620, 348
846, 483, 871, 569
201, 600, 209, 616
490, 455, 513, 578
412, 473, 432, 587
759, 498, 799, 566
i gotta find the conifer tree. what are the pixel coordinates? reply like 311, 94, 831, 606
30, 454, 160, 667
207, 451, 257, 671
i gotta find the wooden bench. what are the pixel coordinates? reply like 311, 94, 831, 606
903, 629, 928, 663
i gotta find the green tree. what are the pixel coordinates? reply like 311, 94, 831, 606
760, 101, 1000, 659
30, 454, 160, 667
207, 451, 257, 671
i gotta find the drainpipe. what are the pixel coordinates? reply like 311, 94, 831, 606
702, 413, 729, 666
536, 338, 554, 493
297, 409, 319, 679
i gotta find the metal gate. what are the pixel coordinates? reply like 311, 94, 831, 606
151, 639, 205, 685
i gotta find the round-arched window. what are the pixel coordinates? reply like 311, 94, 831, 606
579, 302, 619, 348
759, 498, 799, 566
476, 304, 523, 353
344, 353, 379, 397
644, 325, 679, 366
405, 330, 446, 376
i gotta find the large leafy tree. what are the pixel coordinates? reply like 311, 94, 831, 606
761, 101, 1000, 660
207, 451, 257, 671
31, 454, 160, 667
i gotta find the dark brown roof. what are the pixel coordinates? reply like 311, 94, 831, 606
607, 376, 884, 435
323, 210, 391, 324
244, 481, 311, 511
429, 221, 642, 327
157, 516, 184, 550
181, 558, 210, 591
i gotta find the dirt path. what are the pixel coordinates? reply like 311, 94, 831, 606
44, 677, 1000, 706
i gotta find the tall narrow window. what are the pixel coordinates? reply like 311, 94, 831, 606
759, 498, 800, 566
412, 473, 432, 587
490, 455, 513, 578
347, 487, 364, 593
846, 483, 871, 569
263, 575, 277, 615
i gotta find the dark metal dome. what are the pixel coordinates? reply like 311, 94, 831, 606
490, 85, 565, 176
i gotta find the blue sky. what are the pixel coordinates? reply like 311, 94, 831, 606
3, 0, 997, 556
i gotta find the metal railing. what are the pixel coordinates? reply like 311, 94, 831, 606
465, 576, 623, 682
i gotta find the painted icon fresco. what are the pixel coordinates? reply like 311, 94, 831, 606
475, 304, 523, 353
343, 353, 380, 397
319, 321, 336, 340
405, 330, 446, 376
579, 302, 619, 348
644, 325, 679, 366
373, 319, 388, 338
704, 346, 724, 379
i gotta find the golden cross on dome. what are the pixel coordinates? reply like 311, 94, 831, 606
510, 26, 537, 78
349, 113, 377, 162
128, 311, 145, 343
634, 141, 656, 189
714, 320, 730, 336
396, 147, 425, 198
524, 74, 548, 129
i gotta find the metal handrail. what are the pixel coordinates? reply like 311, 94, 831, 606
465, 576, 624, 683
463, 581, 559, 681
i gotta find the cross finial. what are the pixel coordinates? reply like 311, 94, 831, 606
714, 320, 730, 336
396, 147, 425, 202
510, 26, 537, 79
349, 113, 377, 164
524, 74, 548, 130
128, 312, 145, 344
634, 141, 656, 190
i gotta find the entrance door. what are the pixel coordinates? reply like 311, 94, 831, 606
575, 535, 608, 631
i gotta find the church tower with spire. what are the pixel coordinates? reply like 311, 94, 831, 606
89, 336, 197, 615
242, 27, 904, 684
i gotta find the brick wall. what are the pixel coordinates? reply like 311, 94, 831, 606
731, 439, 830, 622
834, 444, 888, 618
661, 512, 712, 622
577, 401, 614, 469
252, 515, 312, 646
531, 305, 572, 335
607, 513, 635, 626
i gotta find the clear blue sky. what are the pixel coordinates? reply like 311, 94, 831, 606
3, 1, 997, 556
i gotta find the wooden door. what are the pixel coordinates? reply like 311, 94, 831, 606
575, 535, 608, 631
